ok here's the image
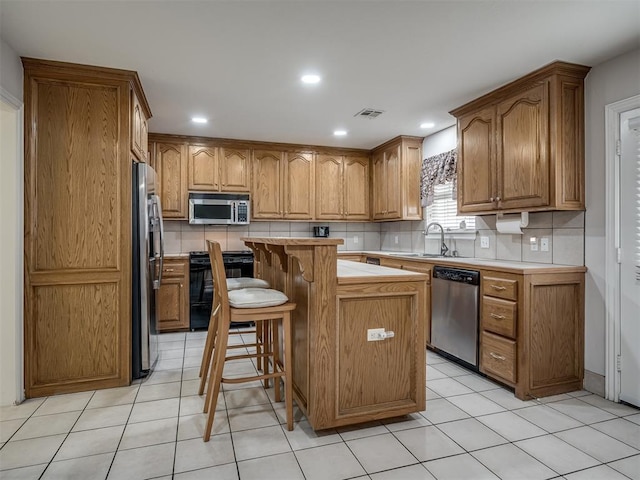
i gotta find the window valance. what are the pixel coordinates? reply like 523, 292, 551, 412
420, 148, 457, 207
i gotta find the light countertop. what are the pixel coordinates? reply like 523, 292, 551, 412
337, 259, 428, 284
349, 251, 587, 275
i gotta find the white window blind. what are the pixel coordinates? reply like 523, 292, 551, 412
425, 182, 475, 231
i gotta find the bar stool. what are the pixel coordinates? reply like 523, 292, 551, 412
198, 275, 271, 394
201, 240, 296, 441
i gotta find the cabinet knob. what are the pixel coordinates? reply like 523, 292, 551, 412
180, 284, 183, 288
496, 196, 501, 202
490, 197, 494, 202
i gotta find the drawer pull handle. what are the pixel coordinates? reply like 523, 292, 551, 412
164, 268, 175, 272
490, 285, 507, 291
489, 352, 506, 361
490, 313, 505, 320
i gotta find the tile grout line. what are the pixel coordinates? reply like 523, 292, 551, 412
170, 333, 187, 478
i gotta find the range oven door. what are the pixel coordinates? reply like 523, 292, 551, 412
189, 254, 214, 330
188, 251, 255, 330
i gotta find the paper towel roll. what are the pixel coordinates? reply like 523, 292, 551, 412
496, 212, 529, 234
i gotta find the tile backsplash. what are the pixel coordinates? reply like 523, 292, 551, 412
380, 211, 585, 266
163, 221, 382, 254
165, 211, 585, 266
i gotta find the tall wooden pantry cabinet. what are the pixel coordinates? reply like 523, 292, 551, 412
22, 58, 151, 397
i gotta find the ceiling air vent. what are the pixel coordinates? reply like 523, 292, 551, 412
354, 108, 385, 119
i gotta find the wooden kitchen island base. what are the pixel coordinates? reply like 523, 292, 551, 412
243, 238, 428, 430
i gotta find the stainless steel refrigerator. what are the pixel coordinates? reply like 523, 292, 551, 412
132, 162, 164, 379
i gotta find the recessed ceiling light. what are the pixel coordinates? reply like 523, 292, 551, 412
333, 130, 347, 136
192, 117, 208, 124
301, 74, 321, 84
420, 122, 435, 129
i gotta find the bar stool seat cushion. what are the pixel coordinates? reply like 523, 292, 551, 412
226, 278, 270, 290
228, 288, 288, 309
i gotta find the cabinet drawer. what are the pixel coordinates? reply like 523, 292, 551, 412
481, 332, 516, 384
482, 296, 516, 338
482, 276, 517, 301
162, 259, 186, 278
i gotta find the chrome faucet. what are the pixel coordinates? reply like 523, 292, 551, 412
424, 222, 449, 256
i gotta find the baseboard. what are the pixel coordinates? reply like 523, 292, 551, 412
583, 370, 605, 397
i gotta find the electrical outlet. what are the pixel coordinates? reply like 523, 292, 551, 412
367, 328, 385, 341
394, 235, 399, 244
353, 236, 359, 244
530, 237, 539, 251
480, 236, 490, 249
540, 237, 549, 252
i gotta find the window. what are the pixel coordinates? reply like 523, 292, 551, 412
425, 182, 475, 231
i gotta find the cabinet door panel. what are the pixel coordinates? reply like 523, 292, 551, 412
371, 152, 386, 219
284, 153, 314, 219
385, 145, 402, 218
252, 149, 283, 219
337, 296, 414, 413
188, 146, 219, 191
402, 142, 422, 219
34, 82, 120, 271
343, 156, 370, 220
316, 154, 343, 219
458, 109, 496, 213
132, 93, 145, 161
157, 142, 187, 218
497, 84, 550, 209
529, 280, 583, 389
220, 147, 250, 192
157, 278, 187, 331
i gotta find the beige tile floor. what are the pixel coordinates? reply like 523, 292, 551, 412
1, 330, 638, 479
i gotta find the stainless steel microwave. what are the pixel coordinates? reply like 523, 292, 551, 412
188, 193, 250, 225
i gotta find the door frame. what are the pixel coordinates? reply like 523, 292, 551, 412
0, 86, 24, 404
604, 94, 640, 402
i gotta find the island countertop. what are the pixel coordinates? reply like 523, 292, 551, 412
241, 236, 344, 246
337, 259, 427, 284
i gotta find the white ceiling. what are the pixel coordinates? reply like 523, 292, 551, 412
1, 1, 639, 149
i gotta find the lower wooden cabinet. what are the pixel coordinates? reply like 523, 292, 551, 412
481, 331, 517, 384
479, 269, 585, 399
157, 257, 190, 332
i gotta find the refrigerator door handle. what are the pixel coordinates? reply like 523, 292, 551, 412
152, 194, 165, 290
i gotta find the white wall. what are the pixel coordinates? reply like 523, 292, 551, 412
0, 37, 23, 405
1, 37, 23, 102
422, 125, 456, 158
584, 48, 640, 377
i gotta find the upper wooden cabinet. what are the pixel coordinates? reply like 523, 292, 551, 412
188, 145, 219, 191
188, 145, 250, 193
22, 58, 151, 397
149, 138, 188, 219
131, 89, 151, 162
451, 61, 591, 215
315, 154, 370, 220
252, 149, 314, 219
219, 147, 251, 192
371, 136, 422, 221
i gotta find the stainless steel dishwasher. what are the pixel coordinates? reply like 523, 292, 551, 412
430, 266, 480, 368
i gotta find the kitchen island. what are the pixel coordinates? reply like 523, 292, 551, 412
242, 237, 428, 430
